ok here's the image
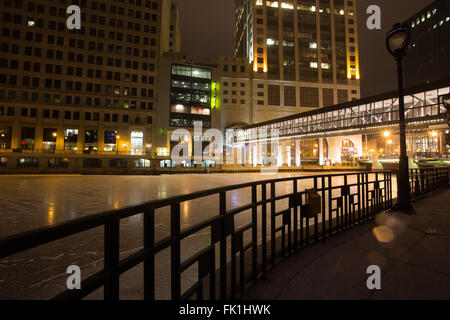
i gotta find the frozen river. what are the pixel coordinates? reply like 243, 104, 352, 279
0, 173, 396, 299
0, 173, 333, 237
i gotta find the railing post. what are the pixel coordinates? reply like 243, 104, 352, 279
389, 171, 393, 207
383, 171, 387, 209
328, 175, 332, 235
313, 177, 318, 241
365, 172, 369, 219
219, 191, 227, 300
144, 209, 155, 300
420, 169, 425, 195
251, 184, 257, 281
293, 179, 298, 249
171, 202, 181, 300
375, 172, 379, 214
270, 182, 276, 265
261, 183, 267, 278
321, 176, 326, 241
343, 175, 349, 229
357, 173, 362, 223
104, 216, 120, 300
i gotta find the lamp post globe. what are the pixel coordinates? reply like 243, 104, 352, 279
443, 94, 450, 108
386, 23, 412, 213
386, 23, 410, 57
443, 94, 450, 126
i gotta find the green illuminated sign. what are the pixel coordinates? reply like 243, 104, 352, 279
211, 82, 220, 110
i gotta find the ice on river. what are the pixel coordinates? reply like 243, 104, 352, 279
0, 173, 396, 299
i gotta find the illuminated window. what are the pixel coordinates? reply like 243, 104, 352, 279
171, 104, 189, 113
134, 159, 151, 168
310, 62, 318, 68
281, 2, 294, 9
191, 107, 210, 115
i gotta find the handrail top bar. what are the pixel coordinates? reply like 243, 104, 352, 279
0, 171, 390, 256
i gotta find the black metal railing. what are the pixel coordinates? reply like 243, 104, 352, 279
409, 167, 450, 201
0, 171, 397, 300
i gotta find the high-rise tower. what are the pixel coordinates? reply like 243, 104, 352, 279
228, 0, 361, 125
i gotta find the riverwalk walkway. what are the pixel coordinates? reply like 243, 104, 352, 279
243, 188, 450, 300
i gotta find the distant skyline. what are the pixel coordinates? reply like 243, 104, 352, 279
176, 0, 435, 97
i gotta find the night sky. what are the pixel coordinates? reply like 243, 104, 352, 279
176, 0, 434, 98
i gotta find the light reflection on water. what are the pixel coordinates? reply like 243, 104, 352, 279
47, 202, 55, 225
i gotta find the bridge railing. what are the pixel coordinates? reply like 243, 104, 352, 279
0, 171, 395, 300
409, 167, 450, 201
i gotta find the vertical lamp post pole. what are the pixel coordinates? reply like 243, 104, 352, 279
443, 95, 450, 124
386, 23, 412, 212
116, 135, 120, 156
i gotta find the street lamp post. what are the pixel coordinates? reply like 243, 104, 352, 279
443, 94, 450, 124
52, 132, 57, 152
386, 23, 412, 212
116, 135, 120, 155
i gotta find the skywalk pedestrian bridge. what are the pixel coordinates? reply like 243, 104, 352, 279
232, 79, 449, 168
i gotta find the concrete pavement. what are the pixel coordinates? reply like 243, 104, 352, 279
242, 188, 450, 300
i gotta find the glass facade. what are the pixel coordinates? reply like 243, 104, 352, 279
334, 0, 347, 84
298, 0, 318, 82
170, 64, 212, 128
237, 85, 449, 142
267, 7, 280, 79
319, 0, 333, 83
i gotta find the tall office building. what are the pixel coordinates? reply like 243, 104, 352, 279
156, 52, 221, 166
0, 0, 172, 172
168, 2, 181, 53
404, 0, 450, 88
229, 0, 361, 126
